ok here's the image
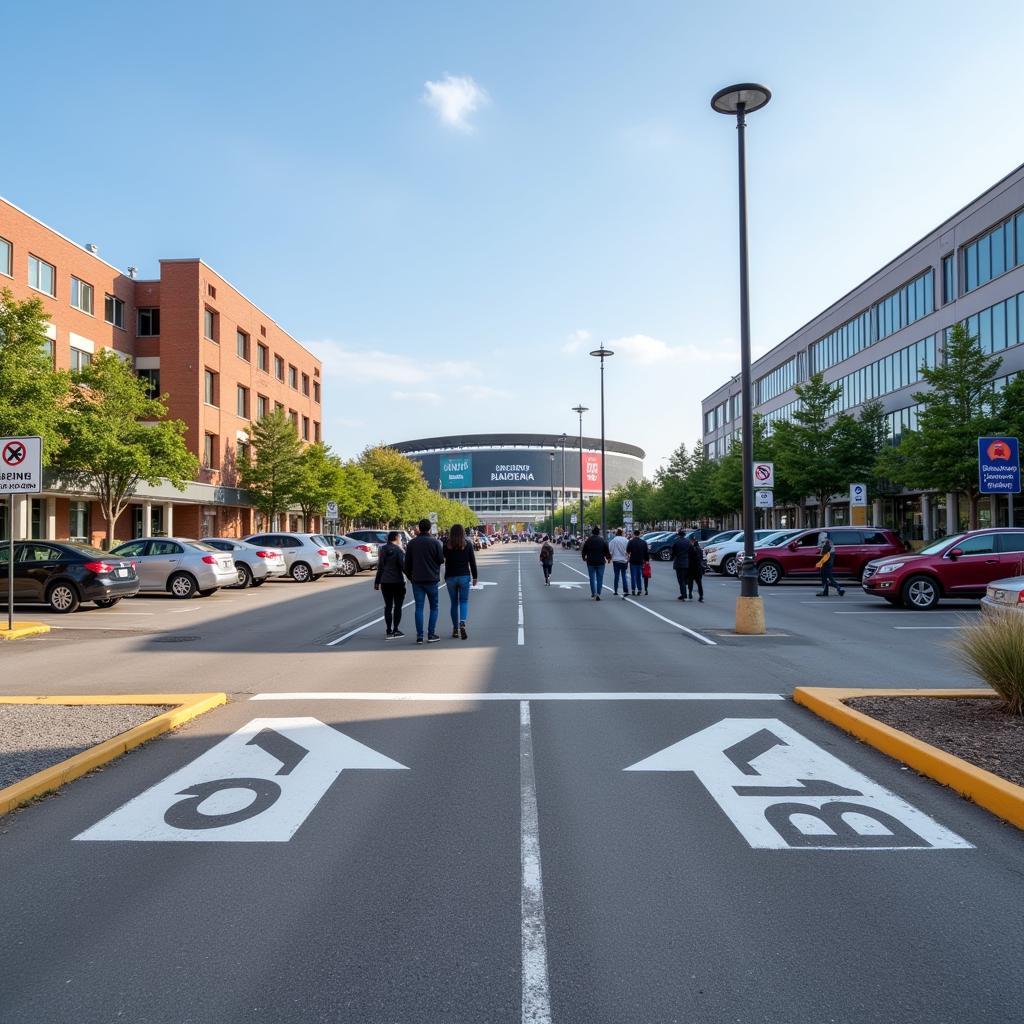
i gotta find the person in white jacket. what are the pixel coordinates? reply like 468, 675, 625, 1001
609, 528, 630, 599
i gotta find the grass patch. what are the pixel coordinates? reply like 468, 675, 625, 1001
954, 611, 1024, 715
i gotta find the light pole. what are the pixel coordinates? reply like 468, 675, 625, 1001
572, 404, 588, 535
711, 82, 770, 634
589, 348, 614, 535
548, 452, 555, 534
559, 432, 567, 537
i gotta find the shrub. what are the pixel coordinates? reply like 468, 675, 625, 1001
954, 611, 1024, 715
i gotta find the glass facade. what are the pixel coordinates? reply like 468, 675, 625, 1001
885, 405, 921, 445
755, 357, 797, 404
876, 270, 934, 343
809, 309, 874, 375
942, 254, 955, 304
952, 288, 1024, 355
962, 209, 1024, 293
446, 488, 576, 514
831, 335, 937, 414
762, 399, 802, 435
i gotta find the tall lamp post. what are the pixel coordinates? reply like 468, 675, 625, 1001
548, 452, 555, 534
572, 404, 588, 535
589, 347, 614, 535
559, 432, 567, 537
711, 82, 770, 635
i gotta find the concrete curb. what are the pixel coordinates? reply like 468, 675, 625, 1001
793, 686, 1024, 832
0, 693, 227, 817
0, 621, 51, 641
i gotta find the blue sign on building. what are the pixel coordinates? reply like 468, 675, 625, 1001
978, 436, 1021, 494
440, 455, 473, 489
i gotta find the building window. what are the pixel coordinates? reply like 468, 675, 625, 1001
875, 269, 933, 343
237, 385, 250, 418
137, 307, 160, 336
104, 294, 125, 329
257, 394, 268, 419
275, 401, 284, 412
42, 338, 54, 366
289, 409, 298, 430
274, 355, 284, 381
70, 277, 94, 314
302, 415, 310, 440
755, 357, 798, 405
70, 348, 92, 371
204, 369, 218, 406
207, 284, 217, 299
28, 254, 56, 296
962, 210, 1024, 294
69, 501, 90, 541
956, 288, 1024, 355
942, 254, 955, 305
288, 365, 298, 389
0, 236, 11, 277
257, 342, 269, 371
313, 420, 321, 442
237, 440, 250, 465
204, 307, 218, 341
236, 329, 250, 360
138, 368, 160, 398
302, 372, 310, 396
313, 380, 320, 404
203, 433, 218, 469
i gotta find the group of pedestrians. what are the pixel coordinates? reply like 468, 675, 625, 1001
374, 518, 478, 643
580, 526, 656, 600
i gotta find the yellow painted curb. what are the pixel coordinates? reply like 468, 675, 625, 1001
794, 686, 1024, 832
0, 621, 50, 641
0, 693, 227, 817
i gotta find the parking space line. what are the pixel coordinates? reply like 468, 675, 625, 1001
517, 556, 525, 646
326, 600, 415, 647
251, 692, 785, 701
893, 625, 964, 630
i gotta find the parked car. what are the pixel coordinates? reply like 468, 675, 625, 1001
754, 527, 908, 586
862, 528, 1024, 609
649, 529, 718, 561
200, 537, 287, 588
705, 529, 780, 576
981, 575, 1024, 616
347, 529, 412, 547
110, 537, 237, 598
243, 532, 337, 582
323, 534, 378, 576
0, 540, 140, 613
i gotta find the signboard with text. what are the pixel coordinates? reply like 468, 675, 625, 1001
978, 436, 1020, 494
440, 455, 473, 490
755, 490, 773, 509
0, 436, 42, 494
849, 483, 867, 507
583, 454, 603, 493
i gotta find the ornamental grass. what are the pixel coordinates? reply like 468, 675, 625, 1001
954, 610, 1024, 716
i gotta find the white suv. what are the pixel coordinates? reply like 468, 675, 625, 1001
242, 532, 337, 582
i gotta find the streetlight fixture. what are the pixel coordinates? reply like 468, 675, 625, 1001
711, 81, 770, 635
548, 452, 555, 534
559, 432, 567, 537
572, 404, 588, 535
589, 348, 614, 535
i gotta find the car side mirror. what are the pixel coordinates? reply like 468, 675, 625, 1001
948, 548, 963, 559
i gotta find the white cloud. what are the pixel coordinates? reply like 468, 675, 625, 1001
391, 390, 442, 405
561, 328, 591, 354
608, 334, 737, 366
460, 384, 511, 401
305, 339, 480, 386
422, 74, 489, 132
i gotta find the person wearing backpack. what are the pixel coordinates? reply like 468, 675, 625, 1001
539, 539, 554, 585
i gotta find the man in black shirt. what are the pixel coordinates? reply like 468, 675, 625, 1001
671, 528, 690, 601
581, 526, 611, 600
404, 518, 445, 643
626, 531, 649, 596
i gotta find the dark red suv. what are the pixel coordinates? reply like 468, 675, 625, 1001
754, 527, 907, 586
861, 528, 1024, 608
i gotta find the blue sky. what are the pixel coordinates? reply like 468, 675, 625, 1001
5, 0, 1024, 471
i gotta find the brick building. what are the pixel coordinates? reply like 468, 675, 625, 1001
0, 196, 323, 545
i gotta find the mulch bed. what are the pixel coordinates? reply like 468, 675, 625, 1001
846, 696, 1024, 788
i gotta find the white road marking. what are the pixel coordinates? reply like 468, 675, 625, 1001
251, 692, 785, 701
46, 624, 155, 632
75, 717, 407, 843
520, 701, 552, 1024
326, 601, 415, 646
626, 718, 971, 851
517, 556, 525, 646
893, 625, 964, 630
560, 562, 717, 646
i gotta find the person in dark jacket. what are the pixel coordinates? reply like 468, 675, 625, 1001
816, 533, 845, 597
581, 526, 611, 600
374, 531, 407, 639
404, 518, 445, 642
686, 535, 705, 602
626, 532, 649, 596
539, 540, 554, 584
671, 528, 690, 601
443, 523, 478, 640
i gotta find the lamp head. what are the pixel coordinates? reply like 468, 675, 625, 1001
589, 348, 614, 359
711, 83, 771, 115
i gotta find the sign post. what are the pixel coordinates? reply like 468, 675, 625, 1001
1, 436, 43, 632
849, 483, 868, 527
325, 501, 338, 524
978, 437, 1020, 527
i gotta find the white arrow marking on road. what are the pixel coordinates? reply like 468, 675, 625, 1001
471, 581, 498, 590
75, 718, 407, 843
625, 718, 970, 850
552, 581, 586, 589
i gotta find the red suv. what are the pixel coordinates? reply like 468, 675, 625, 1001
862, 528, 1024, 609
754, 527, 907, 586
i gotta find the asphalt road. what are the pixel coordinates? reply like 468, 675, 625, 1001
0, 546, 1021, 1023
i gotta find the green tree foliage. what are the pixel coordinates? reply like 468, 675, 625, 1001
292, 442, 345, 523
604, 478, 658, 528
358, 446, 427, 520
0, 289, 70, 462
239, 408, 305, 529
57, 349, 197, 545
877, 323, 1000, 529
711, 416, 773, 513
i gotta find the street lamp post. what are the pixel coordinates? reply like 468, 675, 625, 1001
572, 405, 588, 535
559, 432, 567, 537
589, 348, 614, 535
711, 82, 770, 635
548, 452, 555, 534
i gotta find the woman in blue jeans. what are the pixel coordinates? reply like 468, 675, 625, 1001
443, 523, 479, 639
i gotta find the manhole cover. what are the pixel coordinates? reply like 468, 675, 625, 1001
151, 635, 200, 643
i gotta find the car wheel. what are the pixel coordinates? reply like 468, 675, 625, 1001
234, 563, 253, 589
758, 560, 782, 586
903, 575, 940, 610
94, 597, 121, 609
47, 582, 80, 613
168, 572, 198, 599
290, 561, 312, 583
723, 555, 738, 577
250, 577, 266, 587
658, 548, 672, 561
340, 556, 358, 577
197, 589, 218, 598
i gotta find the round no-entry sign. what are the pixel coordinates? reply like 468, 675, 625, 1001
752, 461, 774, 488
2, 441, 26, 466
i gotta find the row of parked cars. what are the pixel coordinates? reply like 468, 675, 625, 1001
0, 530, 392, 613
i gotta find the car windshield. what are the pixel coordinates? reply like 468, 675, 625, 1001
916, 534, 966, 556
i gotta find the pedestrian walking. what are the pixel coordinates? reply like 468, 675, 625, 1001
539, 539, 554, 584
626, 531, 650, 596
609, 527, 630, 598
374, 531, 407, 639
642, 558, 652, 595
815, 532, 845, 597
404, 517, 445, 643
687, 534, 705, 602
671, 528, 690, 601
581, 525, 611, 600
443, 523, 478, 639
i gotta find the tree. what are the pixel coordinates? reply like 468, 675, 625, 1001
239, 408, 304, 529
711, 416, 773, 514
359, 446, 427, 520
877, 324, 1000, 529
332, 462, 377, 527
57, 349, 197, 545
0, 289, 70, 462
292, 443, 345, 524
683, 441, 726, 523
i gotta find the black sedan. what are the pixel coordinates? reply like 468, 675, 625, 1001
0, 541, 140, 612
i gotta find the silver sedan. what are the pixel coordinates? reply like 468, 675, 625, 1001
324, 534, 379, 576
981, 576, 1024, 615
201, 538, 288, 588
110, 537, 238, 598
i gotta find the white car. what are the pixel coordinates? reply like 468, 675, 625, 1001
706, 529, 790, 576
981, 575, 1024, 615
242, 532, 337, 582
201, 537, 287, 588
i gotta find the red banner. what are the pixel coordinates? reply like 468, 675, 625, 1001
582, 454, 602, 493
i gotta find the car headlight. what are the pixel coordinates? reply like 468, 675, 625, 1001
877, 562, 904, 574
